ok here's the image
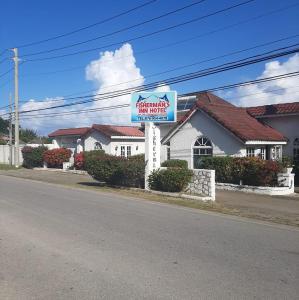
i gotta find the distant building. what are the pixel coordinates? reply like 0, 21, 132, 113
48, 124, 145, 157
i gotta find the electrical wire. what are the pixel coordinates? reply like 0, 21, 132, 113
16, 71, 299, 120
13, 0, 158, 49
21, 0, 255, 60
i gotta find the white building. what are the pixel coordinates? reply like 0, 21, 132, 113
161, 92, 289, 169
247, 102, 299, 162
49, 124, 145, 157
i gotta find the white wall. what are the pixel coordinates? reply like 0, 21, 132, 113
0, 145, 23, 165
110, 138, 145, 156
163, 110, 245, 168
84, 130, 111, 153
260, 115, 299, 158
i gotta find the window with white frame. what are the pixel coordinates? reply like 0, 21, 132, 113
127, 146, 131, 157
246, 147, 255, 157
260, 147, 266, 160
193, 137, 212, 168
294, 138, 299, 162
120, 145, 131, 158
120, 146, 126, 157
271, 145, 282, 161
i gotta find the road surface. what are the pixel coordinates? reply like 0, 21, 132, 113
0, 175, 298, 299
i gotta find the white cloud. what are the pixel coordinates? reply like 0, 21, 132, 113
18, 43, 145, 135
86, 43, 144, 125
223, 54, 299, 107
154, 83, 171, 92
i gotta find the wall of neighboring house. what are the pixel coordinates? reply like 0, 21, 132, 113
52, 136, 80, 154
258, 115, 299, 158
84, 130, 111, 153
110, 138, 145, 157
163, 110, 245, 168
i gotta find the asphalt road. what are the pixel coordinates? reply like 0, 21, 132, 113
0, 175, 299, 299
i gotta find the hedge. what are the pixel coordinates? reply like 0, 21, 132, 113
84, 152, 145, 188
148, 168, 193, 192
161, 159, 188, 169
199, 156, 283, 186
22, 146, 48, 168
43, 148, 72, 168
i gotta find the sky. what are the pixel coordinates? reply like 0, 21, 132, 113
0, 0, 299, 134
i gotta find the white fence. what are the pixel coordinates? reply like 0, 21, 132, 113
0, 144, 54, 165
0, 145, 23, 165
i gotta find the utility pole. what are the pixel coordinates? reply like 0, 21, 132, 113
9, 93, 13, 166
12, 48, 19, 167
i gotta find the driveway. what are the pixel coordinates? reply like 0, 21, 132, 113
0, 175, 299, 299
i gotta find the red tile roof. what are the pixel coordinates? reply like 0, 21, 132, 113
247, 102, 299, 117
92, 124, 144, 137
163, 92, 287, 143
48, 127, 90, 137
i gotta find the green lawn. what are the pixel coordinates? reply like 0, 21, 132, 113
0, 164, 21, 170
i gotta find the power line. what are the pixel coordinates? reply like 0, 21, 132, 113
21, 0, 208, 56
16, 71, 299, 120
21, 0, 255, 61
12, 0, 158, 49
5, 45, 299, 117
20, 34, 299, 101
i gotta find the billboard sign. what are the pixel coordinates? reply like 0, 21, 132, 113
131, 91, 177, 123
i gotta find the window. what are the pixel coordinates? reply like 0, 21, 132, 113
94, 142, 102, 150
127, 146, 131, 157
271, 145, 282, 161
294, 138, 299, 162
166, 141, 170, 160
193, 137, 212, 168
121, 146, 126, 158
260, 147, 266, 160
246, 147, 255, 157
120, 145, 131, 158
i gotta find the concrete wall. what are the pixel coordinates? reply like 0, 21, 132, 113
110, 139, 145, 156
0, 145, 23, 165
260, 115, 299, 158
164, 110, 245, 168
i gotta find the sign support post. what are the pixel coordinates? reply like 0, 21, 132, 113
144, 122, 160, 190
131, 91, 177, 190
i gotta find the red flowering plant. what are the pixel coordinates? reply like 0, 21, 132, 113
74, 152, 84, 170
43, 148, 72, 168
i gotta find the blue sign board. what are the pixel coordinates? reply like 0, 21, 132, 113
131, 91, 177, 123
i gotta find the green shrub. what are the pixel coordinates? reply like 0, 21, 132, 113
22, 146, 48, 168
84, 152, 145, 187
161, 159, 188, 169
148, 168, 193, 192
200, 156, 282, 186
198, 156, 237, 183
0, 138, 6, 145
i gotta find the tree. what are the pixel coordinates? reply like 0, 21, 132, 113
0, 117, 9, 135
19, 128, 38, 143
